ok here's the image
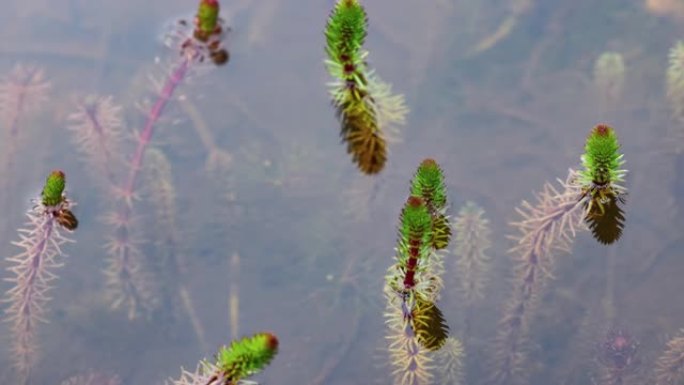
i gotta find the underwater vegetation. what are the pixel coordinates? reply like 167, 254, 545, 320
383, 159, 461, 385
94, 0, 231, 321
3, 171, 77, 384
5, 0, 684, 385
595, 328, 640, 385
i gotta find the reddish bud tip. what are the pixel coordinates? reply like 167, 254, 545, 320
407, 196, 424, 207
421, 158, 437, 167
594, 124, 611, 136
263, 332, 279, 351
202, 0, 220, 8
51, 170, 65, 179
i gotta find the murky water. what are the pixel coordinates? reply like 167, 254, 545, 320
1, 0, 684, 384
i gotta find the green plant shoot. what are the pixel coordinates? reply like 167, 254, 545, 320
41, 170, 65, 207
196, 0, 220, 37
578, 124, 626, 210
324, 0, 387, 174
578, 124, 627, 244
209, 332, 279, 385
410, 159, 451, 250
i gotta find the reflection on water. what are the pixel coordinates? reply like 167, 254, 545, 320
1, 0, 684, 384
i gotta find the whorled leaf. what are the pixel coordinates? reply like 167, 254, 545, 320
412, 295, 449, 351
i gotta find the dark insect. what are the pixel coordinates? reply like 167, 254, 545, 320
56, 208, 78, 231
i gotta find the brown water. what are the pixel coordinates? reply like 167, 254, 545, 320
1, 0, 683, 384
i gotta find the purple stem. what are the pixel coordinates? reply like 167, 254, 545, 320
107, 56, 191, 316
124, 57, 190, 196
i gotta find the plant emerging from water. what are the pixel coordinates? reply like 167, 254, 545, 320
101, 0, 230, 319
578, 124, 627, 245
324, 0, 407, 174
384, 159, 460, 385
3, 170, 78, 384
169, 332, 279, 385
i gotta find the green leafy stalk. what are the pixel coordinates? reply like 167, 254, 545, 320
410, 159, 451, 250
410, 159, 447, 212
208, 332, 279, 385
324, 0, 388, 174
325, 0, 367, 67
396, 196, 433, 292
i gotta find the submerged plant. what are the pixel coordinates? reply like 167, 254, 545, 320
491, 170, 586, 385
468, 0, 532, 56
655, 329, 684, 384
594, 52, 625, 116
59, 371, 121, 385
0, 64, 51, 171
578, 124, 627, 244
452, 201, 492, 338
0, 64, 51, 243
433, 337, 465, 385
667, 41, 684, 123
324, 0, 407, 174
104, 0, 230, 319
595, 328, 640, 385
3, 170, 77, 384
384, 159, 453, 385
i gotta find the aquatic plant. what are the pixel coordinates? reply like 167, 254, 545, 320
384, 159, 452, 385
3, 170, 77, 384
451, 201, 492, 337
169, 332, 279, 385
491, 169, 586, 385
410, 159, 451, 251
0, 64, 51, 243
66, 95, 125, 187
0, 64, 50, 173
59, 371, 121, 385
655, 329, 684, 384
468, 0, 532, 56
143, 148, 207, 349
229, 252, 240, 340
324, 0, 407, 174
593, 52, 625, 116
578, 124, 627, 245
595, 328, 640, 385
103, 0, 229, 319
667, 41, 684, 150
433, 337, 465, 385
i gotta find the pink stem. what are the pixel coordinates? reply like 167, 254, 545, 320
124, 57, 190, 196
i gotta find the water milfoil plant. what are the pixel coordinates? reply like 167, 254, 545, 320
384, 159, 455, 385
103, 0, 229, 319
169, 332, 279, 385
491, 170, 587, 384
578, 124, 627, 245
3, 170, 77, 384
324, 0, 407, 174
